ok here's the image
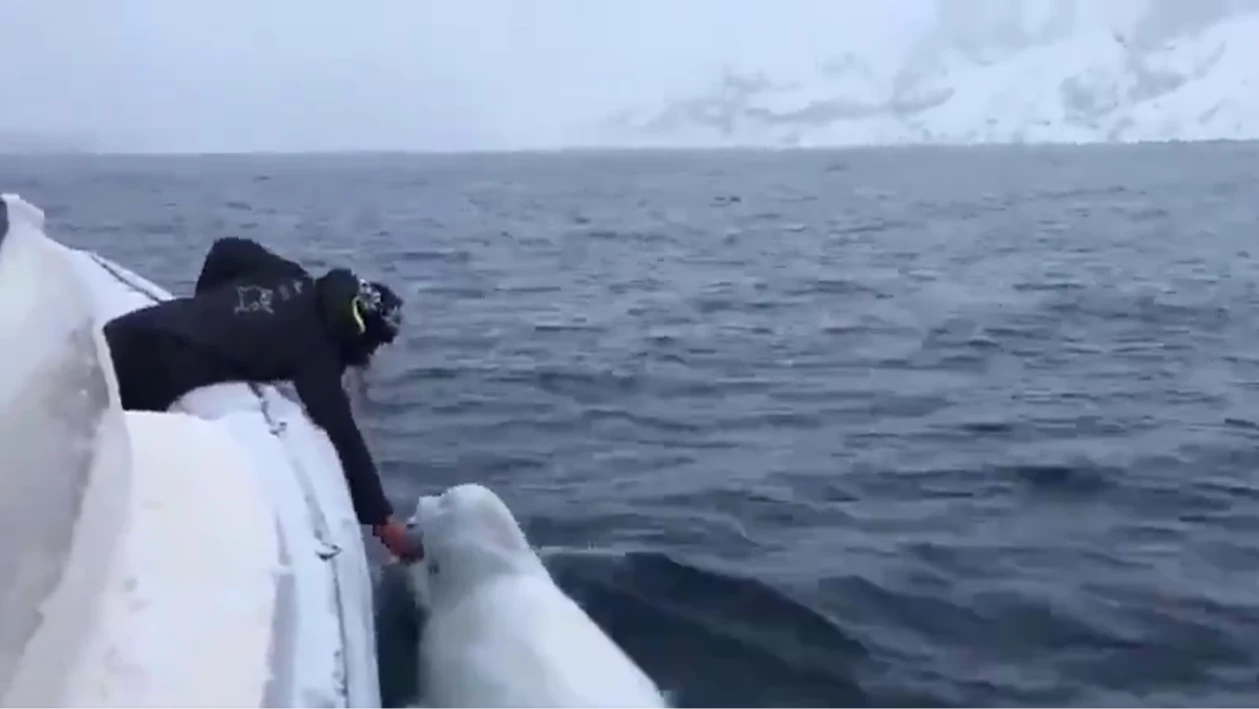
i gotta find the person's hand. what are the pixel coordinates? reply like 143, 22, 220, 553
374, 519, 422, 562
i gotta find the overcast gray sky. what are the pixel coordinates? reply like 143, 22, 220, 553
0, 1, 1202, 153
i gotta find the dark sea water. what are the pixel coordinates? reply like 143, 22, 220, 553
5, 143, 1259, 707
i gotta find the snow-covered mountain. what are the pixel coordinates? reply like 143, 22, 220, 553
599, 0, 1259, 147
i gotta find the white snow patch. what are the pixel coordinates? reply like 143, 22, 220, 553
64, 411, 280, 707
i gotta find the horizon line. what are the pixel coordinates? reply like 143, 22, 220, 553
2, 137, 1255, 160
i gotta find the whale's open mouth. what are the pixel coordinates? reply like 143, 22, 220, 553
400, 495, 435, 566
402, 518, 425, 561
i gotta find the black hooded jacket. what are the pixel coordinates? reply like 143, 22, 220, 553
107, 237, 393, 525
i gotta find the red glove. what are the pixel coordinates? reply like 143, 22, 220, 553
374, 519, 422, 562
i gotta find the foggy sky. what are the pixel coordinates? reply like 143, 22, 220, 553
0, 0, 1241, 153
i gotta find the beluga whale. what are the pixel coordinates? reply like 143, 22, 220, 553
404, 483, 666, 708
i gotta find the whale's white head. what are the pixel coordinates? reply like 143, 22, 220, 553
405, 483, 545, 611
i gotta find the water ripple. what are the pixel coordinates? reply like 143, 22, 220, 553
8, 143, 1259, 706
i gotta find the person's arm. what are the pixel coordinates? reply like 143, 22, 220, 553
292, 355, 394, 527
195, 237, 308, 294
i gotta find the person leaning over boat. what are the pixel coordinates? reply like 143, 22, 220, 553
100, 236, 420, 562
